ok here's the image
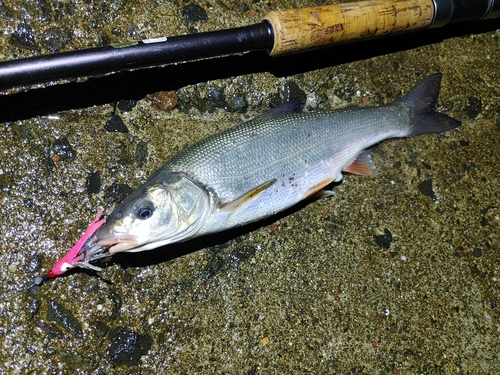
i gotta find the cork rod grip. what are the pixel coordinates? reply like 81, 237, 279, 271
264, 0, 435, 56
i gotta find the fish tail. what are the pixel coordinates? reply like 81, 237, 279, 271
396, 73, 461, 135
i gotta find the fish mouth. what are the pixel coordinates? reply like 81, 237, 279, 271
96, 234, 141, 255
49, 209, 141, 276
65, 233, 140, 272
56, 233, 140, 274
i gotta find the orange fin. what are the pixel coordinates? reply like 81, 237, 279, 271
344, 150, 378, 176
309, 174, 342, 199
220, 178, 277, 214
305, 177, 337, 198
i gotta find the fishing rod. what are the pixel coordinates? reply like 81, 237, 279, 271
0, 0, 499, 91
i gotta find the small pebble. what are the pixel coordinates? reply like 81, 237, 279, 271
466, 96, 482, 119
180, 3, 208, 22
105, 115, 128, 133
107, 326, 152, 365
29, 285, 41, 295
230, 245, 256, 263
0, 3, 14, 20
33, 276, 45, 286
260, 337, 269, 346
47, 300, 83, 337
225, 94, 248, 113
205, 85, 226, 109
148, 91, 178, 112
39, 26, 72, 52
9, 22, 40, 52
106, 183, 133, 205
418, 178, 436, 200
135, 140, 148, 166
280, 81, 307, 103
53, 137, 76, 160
374, 228, 392, 250
24, 297, 40, 319
86, 171, 101, 194
117, 99, 137, 112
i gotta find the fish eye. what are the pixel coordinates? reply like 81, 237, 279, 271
137, 204, 154, 219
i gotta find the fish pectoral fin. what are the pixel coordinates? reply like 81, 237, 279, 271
219, 178, 277, 215
343, 150, 378, 176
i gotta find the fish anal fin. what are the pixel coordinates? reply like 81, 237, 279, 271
344, 150, 378, 176
308, 189, 335, 200
220, 178, 277, 215
305, 177, 337, 199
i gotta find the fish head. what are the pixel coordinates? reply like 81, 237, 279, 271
96, 171, 210, 254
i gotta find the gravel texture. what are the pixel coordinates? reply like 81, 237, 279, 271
0, 0, 499, 373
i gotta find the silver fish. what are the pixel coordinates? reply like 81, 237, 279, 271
53, 73, 460, 274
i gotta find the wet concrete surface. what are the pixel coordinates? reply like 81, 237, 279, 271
0, 0, 499, 373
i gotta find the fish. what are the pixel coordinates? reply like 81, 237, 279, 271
48, 73, 460, 277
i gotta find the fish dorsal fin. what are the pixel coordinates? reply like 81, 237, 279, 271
219, 178, 277, 215
344, 150, 378, 176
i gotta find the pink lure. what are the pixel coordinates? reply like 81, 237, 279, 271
48, 208, 107, 278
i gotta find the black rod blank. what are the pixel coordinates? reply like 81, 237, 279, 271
0, 22, 273, 91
